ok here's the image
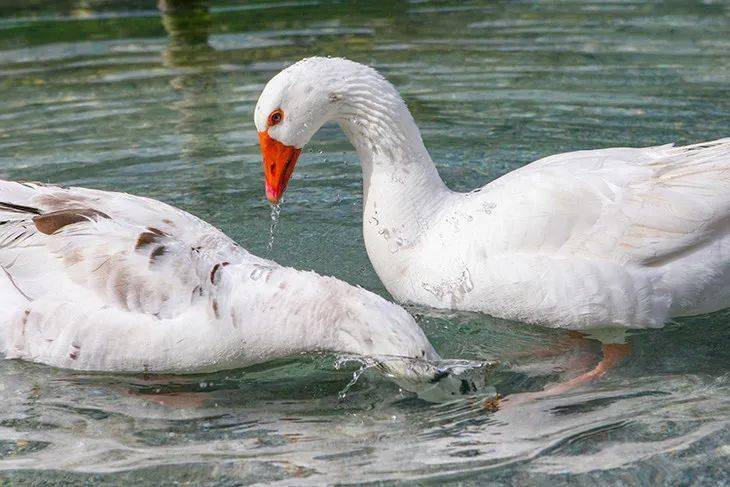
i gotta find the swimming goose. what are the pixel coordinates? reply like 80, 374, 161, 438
255, 57, 730, 379
0, 180, 446, 386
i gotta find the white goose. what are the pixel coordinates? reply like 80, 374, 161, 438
255, 57, 730, 381
0, 180, 449, 387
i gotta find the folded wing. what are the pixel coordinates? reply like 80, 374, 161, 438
490, 138, 730, 267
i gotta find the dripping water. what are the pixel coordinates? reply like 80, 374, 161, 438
267, 202, 282, 252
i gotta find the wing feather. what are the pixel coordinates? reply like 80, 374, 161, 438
0, 181, 247, 320
486, 138, 730, 266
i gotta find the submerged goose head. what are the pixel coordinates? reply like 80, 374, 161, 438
255, 57, 434, 204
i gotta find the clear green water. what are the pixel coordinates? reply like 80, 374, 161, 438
1, 0, 729, 484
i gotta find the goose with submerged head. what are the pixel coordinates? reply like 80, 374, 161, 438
256, 57, 730, 388
0, 180, 491, 401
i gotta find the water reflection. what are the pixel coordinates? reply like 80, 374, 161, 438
158, 0, 226, 175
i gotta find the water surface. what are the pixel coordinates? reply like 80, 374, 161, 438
0, 0, 729, 484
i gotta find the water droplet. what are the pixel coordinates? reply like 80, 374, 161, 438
482, 202, 497, 214
250, 264, 271, 281
250, 269, 262, 280
460, 269, 474, 293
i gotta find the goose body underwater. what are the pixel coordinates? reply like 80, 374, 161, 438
0, 180, 474, 395
255, 57, 730, 353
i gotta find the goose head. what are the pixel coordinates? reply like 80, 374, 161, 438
254, 57, 396, 203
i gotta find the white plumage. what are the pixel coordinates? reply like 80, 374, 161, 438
0, 181, 439, 374
255, 57, 730, 330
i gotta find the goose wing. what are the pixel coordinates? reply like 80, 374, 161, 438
0, 181, 254, 361
484, 138, 730, 267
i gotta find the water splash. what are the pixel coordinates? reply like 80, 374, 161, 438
334, 354, 499, 403
267, 202, 281, 252
334, 355, 377, 400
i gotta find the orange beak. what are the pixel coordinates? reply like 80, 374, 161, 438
258, 131, 302, 204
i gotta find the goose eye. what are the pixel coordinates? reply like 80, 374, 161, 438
268, 109, 284, 126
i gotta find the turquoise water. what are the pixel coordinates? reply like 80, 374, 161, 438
0, 0, 729, 484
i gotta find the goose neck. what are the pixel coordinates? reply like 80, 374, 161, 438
332, 72, 448, 210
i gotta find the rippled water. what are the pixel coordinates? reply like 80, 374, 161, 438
1, 0, 729, 484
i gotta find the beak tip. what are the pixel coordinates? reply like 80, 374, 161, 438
265, 185, 281, 204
